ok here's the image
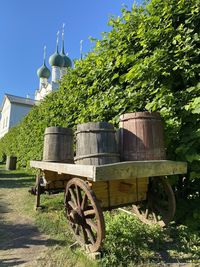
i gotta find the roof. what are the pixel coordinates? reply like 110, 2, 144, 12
1, 94, 38, 111
37, 63, 51, 79
49, 51, 64, 67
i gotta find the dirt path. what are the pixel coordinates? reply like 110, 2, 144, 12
0, 167, 95, 267
0, 180, 54, 266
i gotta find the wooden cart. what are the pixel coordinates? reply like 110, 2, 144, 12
30, 160, 187, 253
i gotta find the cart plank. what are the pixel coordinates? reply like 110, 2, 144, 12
30, 160, 187, 182
30, 161, 95, 179
94, 160, 187, 182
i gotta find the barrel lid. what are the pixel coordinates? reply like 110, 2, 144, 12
44, 126, 73, 135
77, 122, 114, 132
120, 112, 161, 121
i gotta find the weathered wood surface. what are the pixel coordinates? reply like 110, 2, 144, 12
75, 122, 119, 165
119, 112, 166, 161
95, 160, 187, 181
30, 161, 95, 179
30, 160, 187, 182
43, 126, 74, 163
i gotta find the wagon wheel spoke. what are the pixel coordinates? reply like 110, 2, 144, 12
81, 193, 88, 210
86, 219, 98, 231
68, 201, 76, 210
81, 226, 89, 244
64, 178, 105, 252
145, 209, 149, 219
152, 211, 158, 222
132, 204, 141, 216
85, 226, 96, 244
84, 208, 96, 218
69, 188, 77, 206
75, 224, 80, 235
75, 185, 82, 207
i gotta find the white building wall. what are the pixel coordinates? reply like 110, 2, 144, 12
35, 83, 52, 101
52, 66, 60, 82
0, 101, 33, 139
9, 103, 32, 128
0, 98, 11, 138
39, 77, 48, 90
60, 67, 67, 78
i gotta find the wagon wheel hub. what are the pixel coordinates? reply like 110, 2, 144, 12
70, 209, 85, 224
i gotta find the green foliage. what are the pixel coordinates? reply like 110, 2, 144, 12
102, 212, 200, 266
102, 212, 164, 266
0, 0, 199, 223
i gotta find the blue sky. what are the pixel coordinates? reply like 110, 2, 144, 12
0, 0, 142, 104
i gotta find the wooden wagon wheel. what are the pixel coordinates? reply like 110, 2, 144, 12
132, 177, 176, 227
64, 178, 105, 253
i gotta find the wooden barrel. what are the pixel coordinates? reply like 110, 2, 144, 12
43, 127, 74, 163
75, 122, 120, 165
119, 112, 166, 161
6, 156, 17, 170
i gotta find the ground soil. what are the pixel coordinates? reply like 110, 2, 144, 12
0, 187, 51, 267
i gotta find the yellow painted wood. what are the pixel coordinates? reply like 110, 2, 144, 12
91, 178, 149, 208
44, 170, 70, 182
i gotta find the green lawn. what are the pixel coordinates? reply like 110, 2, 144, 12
0, 163, 199, 266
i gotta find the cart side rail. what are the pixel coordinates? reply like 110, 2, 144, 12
30, 160, 187, 182
94, 160, 187, 182
30, 160, 96, 179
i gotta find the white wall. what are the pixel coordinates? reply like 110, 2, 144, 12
0, 98, 11, 138
35, 82, 52, 101
60, 67, 67, 78
9, 103, 32, 128
52, 66, 60, 82
0, 100, 33, 139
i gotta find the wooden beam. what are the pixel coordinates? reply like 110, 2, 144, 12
94, 160, 187, 182
30, 161, 95, 180
30, 160, 187, 182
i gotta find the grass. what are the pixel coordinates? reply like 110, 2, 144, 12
0, 162, 200, 266
0, 163, 98, 267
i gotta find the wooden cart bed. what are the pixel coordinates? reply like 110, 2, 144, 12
30, 159, 187, 251
30, 160, 187, 182
30, 160, 187, 209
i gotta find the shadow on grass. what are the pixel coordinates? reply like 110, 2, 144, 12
0, 177, 35, 188
0, 221, 66, 250
0, 172, 33, 178
0, 198, 66, 266
0, 259, 26, 267
0, 167, 35, 188
0, 196, 13, 217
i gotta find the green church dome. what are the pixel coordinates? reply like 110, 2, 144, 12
37, 63, 51, 79
49, 51, 64, 67
61, 52, 72, 68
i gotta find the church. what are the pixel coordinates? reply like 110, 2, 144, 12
35, 30, 72, 100
0, 29, 72, 139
